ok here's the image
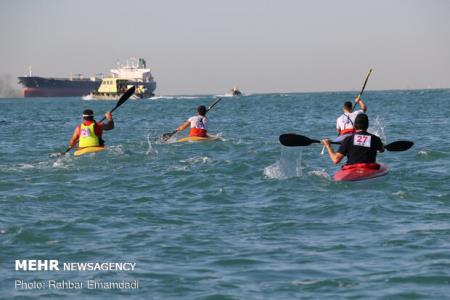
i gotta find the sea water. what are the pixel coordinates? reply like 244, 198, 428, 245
1, 89, 450, 299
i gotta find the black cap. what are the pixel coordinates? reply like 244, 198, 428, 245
197, 105, 206, 116
82, 109, 94, 120
354, 113, 369, 130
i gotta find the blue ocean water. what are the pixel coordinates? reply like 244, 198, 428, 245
1, 90, 450, 299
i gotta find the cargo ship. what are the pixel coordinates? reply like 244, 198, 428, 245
18, 58, 156, 98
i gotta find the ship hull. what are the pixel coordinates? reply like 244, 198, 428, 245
23, 87, 98, 97
18, 76, 101, 97
18, 76, 156, 98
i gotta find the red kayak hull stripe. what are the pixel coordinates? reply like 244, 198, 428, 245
333, 163, 389, 182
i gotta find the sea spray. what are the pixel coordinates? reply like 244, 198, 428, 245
369, 115, 386, 143
264, 147, 302, 179
146, 130, 159, 156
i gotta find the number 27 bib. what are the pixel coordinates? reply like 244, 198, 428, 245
353, 134, 371, 147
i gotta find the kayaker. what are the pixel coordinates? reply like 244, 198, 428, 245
69, 109, 114, 149
322, 113, 384, 167
336, 96, 367, 136
175, 105, 208, 137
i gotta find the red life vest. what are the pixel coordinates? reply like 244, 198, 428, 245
339, 128, 356, 135
341, 163, 380, 170
189, 128, 207, 137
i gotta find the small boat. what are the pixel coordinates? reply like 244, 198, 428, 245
74, 146, 106, 157
176, 135, 221, 143
88, 78, 149, 100
225, 87, 242, 97
333, 163, 389, 182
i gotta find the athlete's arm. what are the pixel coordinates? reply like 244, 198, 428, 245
378, 137, 385, 153
69, 126, 80, 148
176, 120, 190, 131
355, 96, 367, 112
322, 139, 344, 164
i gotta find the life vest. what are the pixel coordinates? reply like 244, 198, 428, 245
78, 122, 100, 148
339, 128, 356, 135
342, 163, 380, 170
189, 127, 207, 137
188, 116, 207, 137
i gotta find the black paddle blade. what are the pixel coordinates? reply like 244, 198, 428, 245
159, 130, 178, 142
385, 140, 414, 152
279, 134, 317, 147
115, 86, 136, 110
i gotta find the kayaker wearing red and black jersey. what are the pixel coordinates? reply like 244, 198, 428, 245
336, 96, 367, 137
322, 114, 384, 169
69, 109, 114, 149
175, 105, 208, 137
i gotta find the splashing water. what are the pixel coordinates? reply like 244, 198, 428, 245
82, 94, 94, 100
369, 115, 386, 143
146, 130, 159, 156
264, 147, 302, 179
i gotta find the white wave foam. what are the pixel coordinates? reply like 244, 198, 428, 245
149, 95, 207, 100
392, 191, 407, 199
308, 169, 330, 179
52, 157, 70, 168
82, 94, 94, 100
108, 145, 124, 155
291, 280, 320, 286
180, 156, 212, 164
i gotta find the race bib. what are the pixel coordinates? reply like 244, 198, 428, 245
80, 128, 91, 137
353, 134, 371, 147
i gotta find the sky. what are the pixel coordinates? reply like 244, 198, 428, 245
0, 0, 449, 95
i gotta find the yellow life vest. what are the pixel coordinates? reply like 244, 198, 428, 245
79, 122, 100, 148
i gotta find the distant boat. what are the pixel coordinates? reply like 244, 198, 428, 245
89, 77, 149, 100
18, 57, 156, 98
225, 87, 242, 97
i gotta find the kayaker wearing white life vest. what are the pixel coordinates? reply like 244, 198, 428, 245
176, 105, 208, 137
322, 113, 384, 169
336, 96, 367, 137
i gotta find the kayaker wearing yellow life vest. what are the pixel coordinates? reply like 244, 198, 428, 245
323, 113, 384, 169
69, 109, 114, 149
176, 105, 208, 137
336, 96, 367, 136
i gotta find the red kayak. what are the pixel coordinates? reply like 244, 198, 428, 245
333, 163, 389, 182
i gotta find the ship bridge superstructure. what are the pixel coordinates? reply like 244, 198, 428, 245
110, 57, 154, 83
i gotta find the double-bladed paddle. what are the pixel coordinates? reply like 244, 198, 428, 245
352, 68, 372, 112
58, 86, 136, 156
279, 133, 414, 152
159, 97, 222, 142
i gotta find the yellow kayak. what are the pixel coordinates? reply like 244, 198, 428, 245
74, 146, 106, 157
176, 135, 221, 143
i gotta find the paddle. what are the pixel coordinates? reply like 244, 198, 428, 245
281, 134, 340, 147
280, 133, 414, 151
159, 97, 222, 142
384, 140, 414, 152
58, 86, 136, 156
351, 68, 372, 112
